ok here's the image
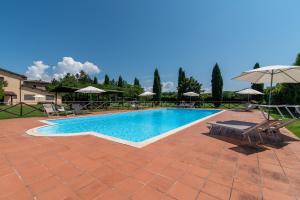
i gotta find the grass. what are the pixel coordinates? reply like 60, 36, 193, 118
286, 120, 300, 138
0, 104, 45, 119
270, 112, 300, 138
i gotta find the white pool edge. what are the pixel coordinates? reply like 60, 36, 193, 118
26, 109, 225, 148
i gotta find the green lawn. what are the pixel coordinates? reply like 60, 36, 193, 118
0, 104, 45, 119
286, 120, 300, 138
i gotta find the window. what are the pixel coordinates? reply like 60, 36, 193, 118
46, 95, 55, 100
24, 94, 35, 101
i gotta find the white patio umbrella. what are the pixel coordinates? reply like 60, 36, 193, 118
75, 86, 106, 94
34, 94, 45, 102
183, 92, 199, 101
233, 65, 300, 105
75, 86, 106, 102
236, 88, 263, 102
139, 91, 156, 97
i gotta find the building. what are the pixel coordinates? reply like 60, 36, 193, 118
0, 68, 62, 105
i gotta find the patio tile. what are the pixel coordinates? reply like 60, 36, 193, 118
262, 188, 296, 200
232, 178, 260, 195
28, 176, 61, 195
230, 189, 259, 200
36, 184, 80, 200
15, 163, 52, 185
208, 172, 234, 187
201, 181, 231, 200
188, 164, 210, 178
94, 189, 128, 200
148, 175, 175, 193
197, 192, 219, 200
160, 166, 185, 181
50, 163, 82, 181
133, 168, 156, 184
76, 180, 109, 200
67, 173, 96, 191
0, 173, 26, 197
113, 177, 144, 197
178, 173, 205, 190
131, 186, 163, 200
167, 182, 198, 200
0, 187, 33, 200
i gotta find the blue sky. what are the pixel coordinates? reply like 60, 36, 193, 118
0, 0, 300, 91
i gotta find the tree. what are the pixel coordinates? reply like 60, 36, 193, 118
177, 67, 186, 100
211, 63, 223, 107
153, 68, 162, 101
251, 63, 264, 101
133, 78, 141, 87
251, 63, 264, 92
104, 74, 110, 85
117, 75, 124, 87
279, 53, 300, 104
0, 79, 7, 100
93, 77, 98, 84
77, 70, 92, 84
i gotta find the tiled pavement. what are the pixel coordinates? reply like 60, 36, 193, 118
0, 110, 299, 200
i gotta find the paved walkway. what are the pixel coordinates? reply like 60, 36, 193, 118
0, 110, 299, 200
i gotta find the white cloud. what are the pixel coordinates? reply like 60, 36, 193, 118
25, 57, 101, 81
53, 57, 100, 79
162, 81, 175, 92
25, 61, 51, 81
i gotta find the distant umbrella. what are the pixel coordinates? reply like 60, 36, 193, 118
75, 86, 105, 94
183, 92, 199, 102
183, 92, 200, 97
139, 91, 156, 97
236, 88, 263, 102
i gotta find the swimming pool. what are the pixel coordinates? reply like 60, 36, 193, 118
28, 108, 222, 147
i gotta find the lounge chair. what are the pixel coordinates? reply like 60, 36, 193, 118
236, 103, 257, 112
43, 103, 59, 116
57, 105, 74, 115
295, 106, 300, 115
72, 104, 89, 115
208, 120, 269, 145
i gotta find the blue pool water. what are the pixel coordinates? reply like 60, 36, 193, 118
37, 109, 220, 142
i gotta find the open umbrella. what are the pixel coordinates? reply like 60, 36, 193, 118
34, 94, 45, 103
233, 65, 300, 105
75, 86, 106, 103
139, 91, 156, 97
236, 88, 263, 102
75, 86, 105, 93
183, 92, 199, 102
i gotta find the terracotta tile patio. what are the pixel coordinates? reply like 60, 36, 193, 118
0, 110, 299, 200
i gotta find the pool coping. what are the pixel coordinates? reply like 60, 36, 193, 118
26, 109, 225, 148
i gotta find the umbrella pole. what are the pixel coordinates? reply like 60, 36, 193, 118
268, 70, 274, 119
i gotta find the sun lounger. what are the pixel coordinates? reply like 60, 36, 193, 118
43, 103, 59, 116
208, 120, 269, 145
72, 104, 89, 115
238, 103, 257, 112
57, 106, 74, 115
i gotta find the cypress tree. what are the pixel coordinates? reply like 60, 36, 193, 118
251, 63, 264, 101
104, 74, 110, 85
117, 75, 124, 87
134, 78, 141, 87
211, 63, 223, 107
177, 67, 186, 100
251, 63, 264, 92
93, 77, 98, 84
153, 68, 162, 101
